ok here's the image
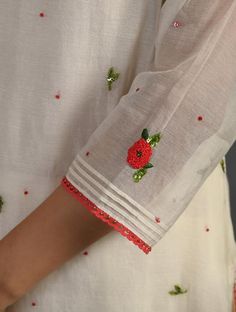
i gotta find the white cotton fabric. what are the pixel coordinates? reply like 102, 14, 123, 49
66, 0, 236, 249
0, 0, 236, 311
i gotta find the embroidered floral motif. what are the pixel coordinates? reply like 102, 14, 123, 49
127, 138, 152, 169
220, 158, 226, 173
168, 284, 188, 295
0, 196, 4, 213
127, 128, 162, 182
106, 67, 120, 90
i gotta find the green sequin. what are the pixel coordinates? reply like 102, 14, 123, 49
220, 158, 226, 173
168, 284, 188, 295
133, 168, 147, 182
146, 133, 161, 148
0, 196, 4, 213
106, 67, 120, 90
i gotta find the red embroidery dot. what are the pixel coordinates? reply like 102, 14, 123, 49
197, 115, 203, 121
83, 251, 88, 255
24, 190, 29, 195
39, 12, 45, 17
172, 20, 182, 28
155, 217, 160, 223
136, 88, 140, 92
55, 93, 60, 99
206, 227, 210, 232
86, 151, 90, 156
31, 302, 36, 306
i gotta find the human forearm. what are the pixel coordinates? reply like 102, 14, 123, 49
0, 184, 113, 308
0, 283, 15, 311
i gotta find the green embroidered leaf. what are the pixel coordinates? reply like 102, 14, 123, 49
108, 67, 114, 76
143, 163, 153, 169
220, 159, 225, 173
148, 132, 162, 147
141, 128, 149, 140
169, 284, 188, 295
113, 72, 120, 79
174, 285, 182, 292
106, 66, 120, 91
174, 285, 188, 294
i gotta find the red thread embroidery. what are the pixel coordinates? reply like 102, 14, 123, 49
86, 151, 90, 156
127, 138, 152, 169
127, 128, 161, 182
61, 176, 152, 254
31, 302, 36, 306
39, 12, 45, 17
172, 20, 182, 28
155, 217, 160, 223
197, 115, 203, 121
24, 190, 29, 195
83, 251, 88, 255
55, 93, 60, 99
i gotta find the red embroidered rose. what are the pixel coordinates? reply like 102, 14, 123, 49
127, 138, 152, 169
126, 128, 162, 182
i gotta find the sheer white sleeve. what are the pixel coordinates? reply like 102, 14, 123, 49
61, 0, 236, 254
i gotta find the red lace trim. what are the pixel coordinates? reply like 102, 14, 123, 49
61, 176, 152, 254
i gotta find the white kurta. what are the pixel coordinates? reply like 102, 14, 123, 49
0, 0, 236, 311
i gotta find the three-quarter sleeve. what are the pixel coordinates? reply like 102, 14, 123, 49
61, 0, 236, 254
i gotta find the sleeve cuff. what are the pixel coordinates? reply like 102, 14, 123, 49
61, 175, 152, 254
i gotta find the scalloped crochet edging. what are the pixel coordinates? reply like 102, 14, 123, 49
61, 176, 152, 254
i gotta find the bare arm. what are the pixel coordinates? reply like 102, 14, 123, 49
0, 184, 113, 310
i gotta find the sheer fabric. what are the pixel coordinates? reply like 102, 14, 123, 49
62, 0, 236, 253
